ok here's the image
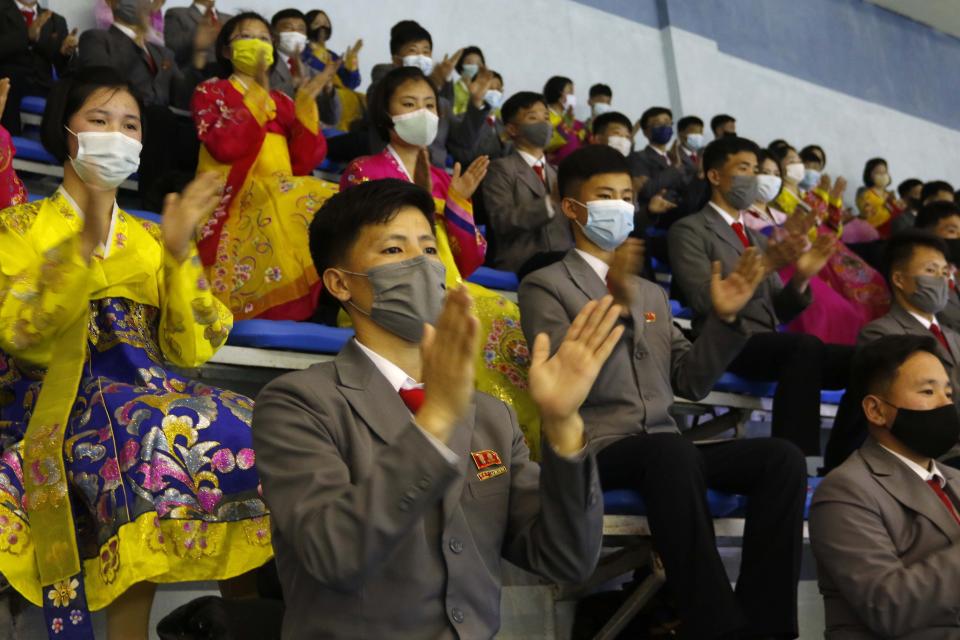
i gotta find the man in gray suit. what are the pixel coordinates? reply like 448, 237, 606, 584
915, 201, 960, 335
519, 145, 808, 639
669, 135, 851, 456
253, 179, 617, 640
810, 334, 960, 639
163, 0, 228, 69
482, 91, 572, 273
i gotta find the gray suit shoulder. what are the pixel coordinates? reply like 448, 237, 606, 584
518, 258, 566, 293
812, 451, 874, 507
257, 361, 339, 402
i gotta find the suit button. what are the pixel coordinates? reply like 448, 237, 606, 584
398, 500, 410, 512
417, 476, 431, 490
449, 537, 464, 554
404, 489, 417, 500
635, 348, 646, 359
451, 608, 465, 624
588, 493, 597, 507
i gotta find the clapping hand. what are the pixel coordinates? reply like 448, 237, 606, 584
648, 189, 677, 215
416, 286, 479, 443
0, 78, 9, 119
829, 176, 847, 202
449, 155, 490, 200
711, 248, 766, 322
298, 59, 341, 101
763, 232, 807, 273
794, 232, 838, 283
606, 238, 644, 314
467, 69, 494, 108
429, 49, 462, 89
27, 10, 52, 43
413, 148, 433, 194
161, 172, 222, 262
60, 28, 79, 57
529, 296, 624, 455
343, 39, 363, 70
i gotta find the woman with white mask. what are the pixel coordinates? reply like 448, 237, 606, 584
0, 67, 271, 640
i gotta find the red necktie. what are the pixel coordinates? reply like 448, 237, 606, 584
288, 57, 297, 77
210, 9, 218, 24
690, 152, 698, 164
398, 387, 425, 414
21, 9, 34, 26
931, 324, 952, 357
731, 221, 750, 249
532, 162, 545, 184
927, 479, 960, 527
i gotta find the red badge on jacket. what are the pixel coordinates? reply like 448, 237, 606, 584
471, 450, 502, 470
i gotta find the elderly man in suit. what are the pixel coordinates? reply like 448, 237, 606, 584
0, 0, 77, 134
252, 179, 618, 640
519, 145, 808, 639
163, 0, 228, 68
482, 91, 572, 273
810, 334, 960, 639
668, 135, 851, 456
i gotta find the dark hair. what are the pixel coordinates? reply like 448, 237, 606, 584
702, 135, 761, 175
592, 111, 632, 136
490, 70, 504, 85
589, 83, 612, 99
557, 145, 631, 199
41, 66, 144, 164
305, 9, 330, 42
455, 46, 485, 75
309, 178, 437, 278
500, 91, 545, 125
215, 12, 276, 78
270, 8, 306, 29
922, 180, 956, 204
389, 20, 432, 56
756, 148, 779, 172
862, 158, 888, 188
639, 106, 672, 132
800, 144, 826, 167
855, 334, 943, 396
882, 229, 948, 282
677, 115, 703, 133
711, 113, 735, 135
543, 76, 572, 106
769, 142, 797, 168
898, 178, 923, 199
915, 201, 960, 231
368, 66, 438, 142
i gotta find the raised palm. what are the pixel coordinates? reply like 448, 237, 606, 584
448, 155, 490, 200
711, 248, 766, 320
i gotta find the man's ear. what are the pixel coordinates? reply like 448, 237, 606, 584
890, 269, 905, 291
862, 394, 890, 428
322, 268, 352, 303
560, 197, 580, 222
706, 167, 722, 188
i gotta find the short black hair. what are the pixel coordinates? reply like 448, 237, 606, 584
542, 76, 572, 106
711, 113, 735, 134
368, 66, 438, 142
490, 70, 504, 85
800, 144, 826, 167
309, 178, 437, 277
557, 145, 631, 199
500, 91, 545, 125
769, 142, 797, 168
270, 8, 306, 29
855, 334, 943, 396
862, 157, 888, 188
756, 148, 778, 171
215, 12, 276, 77
702, 135, 760, 175
592, 111, 632, 136
922, 180, 956, 204
305, 9, 330, 42
455, 45, 485, 74
389, 20, 432, 55
589, 83, 612, 99
915, 201, 960, 230
677, 115, 703, 133
41, 66, 144, 164
882, 228, 948, 282
898, 178, 923, 199
639, 106, 672, 132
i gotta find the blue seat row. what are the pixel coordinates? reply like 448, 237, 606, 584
20, 95, 45, 115
12, 136, 57, 164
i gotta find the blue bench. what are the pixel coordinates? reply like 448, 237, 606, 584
126, 208, 162, 224
228, 320, 353, 353
20, 96, 45, 115
12, 136, 56, 165
466, 266, 519, 291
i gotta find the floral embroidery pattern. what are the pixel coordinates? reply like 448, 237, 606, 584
99, 538, 120, 585
482, 316, 530, 391
47, 578, 78, 608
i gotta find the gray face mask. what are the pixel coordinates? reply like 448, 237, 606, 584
907, 274, 950, 314
723, 174, 760, 211
342, 256, 447, 343
114, 0, 149, 25
519, 121, 554, 149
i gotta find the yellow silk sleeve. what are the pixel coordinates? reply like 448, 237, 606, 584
294, 90, 321, 135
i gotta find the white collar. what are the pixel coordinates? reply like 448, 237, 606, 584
353, 339, 421, 392
575, 248, 610, 282
15, 1, 37, 14
878, 443, 947, 487
649, 145, 669, 159
57, 186, 119, 258
192, 2, 210, 15
386, 144, 413, 182
517, 149, 545, 168
112, 21, 140, 44
708, 201, 743, 226
907, 309, 937, 331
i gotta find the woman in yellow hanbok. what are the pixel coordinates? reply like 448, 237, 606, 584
0, 68, 270, 640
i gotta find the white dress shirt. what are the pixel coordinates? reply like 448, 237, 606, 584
649, 144, 671, 166
517, 149, 555, 217
15, 0, 37, 18
906, 310, 940, 332
575, 248, 610, 283
879, 444, 948, 488
708, 201, 744, 225
192, 2, 210, 16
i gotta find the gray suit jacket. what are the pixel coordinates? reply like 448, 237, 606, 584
629, 145, 693, 202
518, 250, 748, 450
77, 26, 201, 108
252, 340, 603, 640
483, 151, 573, 272
668, 204, 812, 335
163, 5, 231, 68
940, 288, 960, 336
810, 438, 960, 638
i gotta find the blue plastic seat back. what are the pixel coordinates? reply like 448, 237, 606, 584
12, 136, 57, 164
466, 266, 519, 292
227, 320, 353, 354
20, 96, 46, 115
712, 372, 777, 397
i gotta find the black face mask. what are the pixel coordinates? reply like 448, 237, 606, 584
309, 25, 331, 43
881, 400, 960, 459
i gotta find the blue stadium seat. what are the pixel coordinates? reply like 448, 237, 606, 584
820, 390, 844, 404
322, 127, 345, 139
125, 209, 162, 224
12, 136, 57, 164
650, 257, 670, 274
467, 266, 519, 291
712, 372, 777, 397
228, 320, 353, 353
20, 96, 46, 115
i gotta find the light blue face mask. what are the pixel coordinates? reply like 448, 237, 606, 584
572, 198, 635, 251
461, 63, 480, 80
800, 168, 821, 191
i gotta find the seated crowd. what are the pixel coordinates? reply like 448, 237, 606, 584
1, 1, 960, 639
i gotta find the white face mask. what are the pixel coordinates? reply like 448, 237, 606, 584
592, 102, 612, 116
784, 162, 806, 185
562, 93, 577, 111
684, 133, 705, 151
607, 135, 632, 157
277, 31, 308, 56
67, 127, 142, 190
483, 89, 503, 110
392, 108, 440, 147
402, 54, 433, 76
756, 174, 783, 203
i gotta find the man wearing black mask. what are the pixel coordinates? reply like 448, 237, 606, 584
811, 334, 960, 638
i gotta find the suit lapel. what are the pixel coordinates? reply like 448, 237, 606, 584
890, 304, 957, 366
441, 403, 476, 525
704, 207, 746, 255
513, 152, 547, 197
335, 341, 413, 446
562, 250, 609, 302
644, 146, 668, 169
